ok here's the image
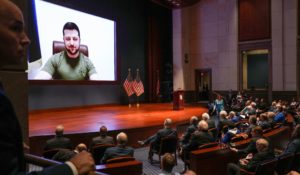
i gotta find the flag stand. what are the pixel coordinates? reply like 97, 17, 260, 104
136, 96, 140, 107
129, 96, 132, 108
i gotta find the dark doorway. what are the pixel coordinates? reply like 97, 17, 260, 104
195, 69, 212, 102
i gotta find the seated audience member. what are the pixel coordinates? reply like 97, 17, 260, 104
101, 132, 134, 164
159, 153, 180, 175
180, 116, 198, 145
202, 112, 215, 129
230, 126, 264, 156
244, 115, 257, 136
227, 138, 275, 175
284, 125, 300, 154
269, 101, 278, 112
221, 124, 240, 144
228, 111, 240, 123
218, 110, 234, 133
267, 111, 276, 127
0, 1, 95, 174
138, 118, 177, 161
274, 105, 286, 123
90, 125, 114, 150
182, 120, 214, 160
53, 143, 87, 162
44, 125, 72, 151
258, 113, 271, 130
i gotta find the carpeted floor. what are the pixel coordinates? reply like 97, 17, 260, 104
134, 146, 184, 175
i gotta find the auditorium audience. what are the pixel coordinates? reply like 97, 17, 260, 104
52, 143, 87, 162
180, 116, 198, 145
0, 1, 95, 174
227, 138, 275, 175
101, 132, 134, 164
44, 125, 72, 151
89, 125, 114, 150
159, 153, 180, 175
138, 118, 177, 162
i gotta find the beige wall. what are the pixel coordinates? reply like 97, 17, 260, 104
174, 0, 298, 93
173, 0, 238, 91
272, 0, 297, 91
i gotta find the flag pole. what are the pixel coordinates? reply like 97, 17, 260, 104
128, 68, 132, 108
136, 69, 140, 108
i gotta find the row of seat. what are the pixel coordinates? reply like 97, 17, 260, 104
240, 152, 300, 175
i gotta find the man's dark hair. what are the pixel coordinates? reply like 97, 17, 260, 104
63, 22, 80, 37
99, 126, 107, 137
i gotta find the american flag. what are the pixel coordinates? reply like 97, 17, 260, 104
132, 69, 144, 96
123, 70, 134, 96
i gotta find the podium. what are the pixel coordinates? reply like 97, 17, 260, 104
173, 90, 184, 110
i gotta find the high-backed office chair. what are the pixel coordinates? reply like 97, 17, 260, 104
52, 40, 89, 56
91, 144, 114, 165
150, 136, 178, 165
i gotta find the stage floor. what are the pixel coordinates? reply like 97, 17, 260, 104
29, 103, 207, 137
29, 103, 207, 155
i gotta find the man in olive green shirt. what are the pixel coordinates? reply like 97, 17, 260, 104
35, 22, 99, 80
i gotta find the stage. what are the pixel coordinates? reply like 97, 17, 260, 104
29, 103, 207, 155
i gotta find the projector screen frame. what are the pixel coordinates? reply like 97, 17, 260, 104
28, 0, 120, 85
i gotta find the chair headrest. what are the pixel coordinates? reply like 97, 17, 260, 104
52, 41, 89, 57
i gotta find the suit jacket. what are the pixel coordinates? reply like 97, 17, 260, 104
90, 135, 114, 149
284, 138, 300, 154
145, 128, 177, 151
101, 145, 134, 163
0, 91, 73, 175
183, 130, 214, 151
241, 150, 275, 172
207, 119, 216, 129
44, 136, 72, 151
181, 124, 197, 145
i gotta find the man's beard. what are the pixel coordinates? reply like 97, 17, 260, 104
66, 47, 79, 57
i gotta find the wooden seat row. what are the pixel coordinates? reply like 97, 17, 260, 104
189, 126, 291, 175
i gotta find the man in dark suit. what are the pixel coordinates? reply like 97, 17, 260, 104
44, 125, 72, 151
180, 116, 198, 145
101, 132, 134, 163
138, 118, 177, 161
284, 124, 300, 154
90, 125, 114, 150
227, 138, 275, 175
0, 1, 95, 174
181, 120, 214, 160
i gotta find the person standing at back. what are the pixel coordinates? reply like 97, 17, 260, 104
0, 0, 95, 174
